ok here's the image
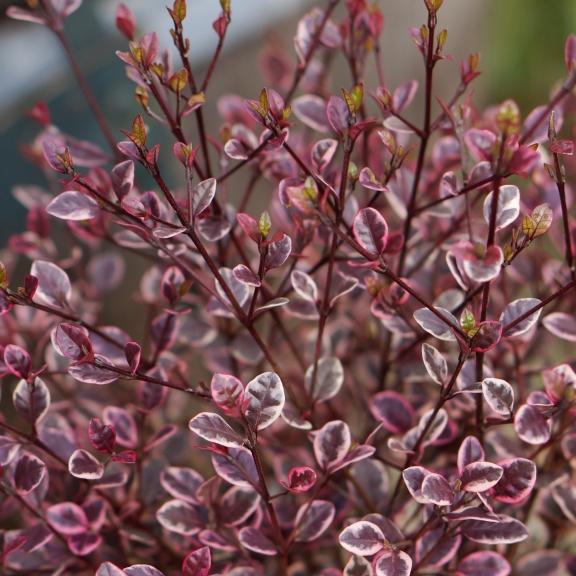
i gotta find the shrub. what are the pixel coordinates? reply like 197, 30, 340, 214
1, 0, 576, 574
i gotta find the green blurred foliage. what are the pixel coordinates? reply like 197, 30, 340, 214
483, 0, 576, 108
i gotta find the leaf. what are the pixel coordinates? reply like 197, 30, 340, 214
402, 466, 431, 504
291, 270, 318, 302
413, 307, 458, 341
460, 462, 503, 492
211, 446, 258, 487
373, 550, 413, 576
31, 260, 72, 307
462, 246, 503, 283
456, 551, 511, 576
124, 566, 165, 576
542, 312, 576, 342
421, 473, 454, 505
314, 420, 351, 470
326, 95, 350, 135
264, 234, 292, 271
550, 475, 576, 523
68, 532, 103, 556
457, 436, 485, 474
13, 452, 46, 493
514, 404, 552, 445
233, 264, 260, 287
500, 298, 542, 337
243, 372, 285, 430
46, 191, 99, 221
220, 486, 260, 526
305, 356, 344, 403
68, 357, 119, 385
238, 527, 277, 556
111, 160, 134, 199
491, 458, 536, 504
68, 449, 104, 480
156, 499, 203, 536
482, 378, 514, 415
188, 412, 244, 448
393, 80, 418, 112
53, 323, 93, 360
421, 343, 448, 386
160, 467, 204, 504
4, 345, 31, 379
46, 502, 89, 535
182, 546, 211, 576
95, 564, 128, 576
292, 95, 330, 132
344, 556, 374, 576
103, 406, 138, 449
522, 203, 553, 238
483, 185, 520, 230
294, 499, 335, 542
193, 178, 217, 216
339, 520, 386, 556
13, 377, 50, 424
370, 391, 414, 434
353, 208, 389, 258
284, 466, 317, 493
461, 516, 528, 544
89, 418, 116, 454
210, 373, 244, 415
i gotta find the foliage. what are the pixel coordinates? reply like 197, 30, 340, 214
1, 0, 576, 574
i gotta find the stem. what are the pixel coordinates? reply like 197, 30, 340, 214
53, 30, 118, 157
396, 8, 437, 275
552, 151, 575, 280
386, 351, 467, 515
284, 0, 341, 104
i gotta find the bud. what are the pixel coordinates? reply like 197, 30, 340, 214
0, 262, 8, 290
258, 211, 271, 238
135, 86, 149, 108
424, 0, 444, 11
169, 0, 187, 25
496, 99, 520, 134
460, 308, 478, 337
116, 4, 136, 41
169, 68, 188, 93
130, 115, 147, 148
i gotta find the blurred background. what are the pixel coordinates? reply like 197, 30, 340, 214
0, 0, 574, 245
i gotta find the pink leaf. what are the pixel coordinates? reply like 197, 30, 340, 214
31, 260, 72, 307
460, 462, 503, 492
13, 377, 50, 424
313, 420, 351, 470
68, 449, 104, 480
46, 191, 98, 221
370, 391, 414, 434
13, 452, 46, 494
182, 546, 211, 576
243, 371, 285, 431
238, 527, 277, 556
491, 458, 537, 504
47, 502, 89, 535
189, 412, 244, 448
339, 520, 386, 556
456, 551, 511, 576
294, 499, 335, 542
353, 208, 389, 258
4, 344, 31, 379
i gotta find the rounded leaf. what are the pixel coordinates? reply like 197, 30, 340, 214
243, 372, 285, 430
189, 412, 244, 448
46, 191, 99, 221
68, 449, 104, 480
339, 520, 386, 556
353, 208, 389, 258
